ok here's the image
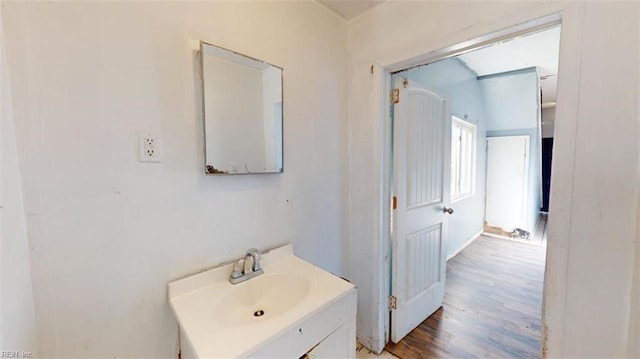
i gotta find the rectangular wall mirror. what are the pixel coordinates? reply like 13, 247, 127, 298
200, 41, 283, 175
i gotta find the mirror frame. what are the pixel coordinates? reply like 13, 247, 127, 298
199, 41, 284, 175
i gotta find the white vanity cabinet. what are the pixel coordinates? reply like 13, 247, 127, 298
305, 318, 357, 359
168, 245, 357, 359
256, 288, 356, 358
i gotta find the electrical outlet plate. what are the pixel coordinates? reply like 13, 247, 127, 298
138, 131, 162, 163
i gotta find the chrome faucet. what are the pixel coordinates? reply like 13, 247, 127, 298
229, 248, 264, 284
245, 248, 262, 273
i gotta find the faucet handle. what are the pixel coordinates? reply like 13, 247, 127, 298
230, 259, 243, 279
246, 248, 262, 271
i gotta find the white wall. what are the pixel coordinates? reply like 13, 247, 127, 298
480, 68, 542, 233
2, 2, 347, 358
395, 58, 487, 258
630, 38, 640, 357
0, 3, 39, 355
558, 3, 637, 356
631, 201, 640, 357
347, 1, 639, 356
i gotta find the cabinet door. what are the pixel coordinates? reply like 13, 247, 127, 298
306, 320, 356, 359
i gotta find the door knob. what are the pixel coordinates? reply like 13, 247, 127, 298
443, 207, 454, 214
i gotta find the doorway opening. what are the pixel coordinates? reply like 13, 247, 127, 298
380, 19, 561, 358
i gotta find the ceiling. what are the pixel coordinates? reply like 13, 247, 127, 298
317, 0, 384, 20
315, 1, 560, 104
457, 26, 561, 104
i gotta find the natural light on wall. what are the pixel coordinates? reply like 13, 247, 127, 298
451, 116, 476, 200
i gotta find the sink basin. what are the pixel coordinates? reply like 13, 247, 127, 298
214, 273, 310, 326
168, 244, 356, 358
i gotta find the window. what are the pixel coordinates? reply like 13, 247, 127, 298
451, 116, 476, 200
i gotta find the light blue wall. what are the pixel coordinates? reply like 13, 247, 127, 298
479, 68, 542, 233
392, 58, 487, 258
480, 68, 539, 131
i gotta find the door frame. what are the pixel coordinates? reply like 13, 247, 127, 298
371, 9, 581, 354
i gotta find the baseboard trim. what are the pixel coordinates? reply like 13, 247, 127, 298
481, 232, 510, 240
447, 229, 483, 261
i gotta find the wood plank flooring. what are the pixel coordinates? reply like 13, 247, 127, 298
385, 235, 546, 358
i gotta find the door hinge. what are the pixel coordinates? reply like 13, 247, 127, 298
393, 196, 397, 210
391, 88, 399, 104
389, 295, 397, 310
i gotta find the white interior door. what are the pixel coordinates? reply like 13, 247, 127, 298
391, 78, 451, 343
485, 136, 529, 231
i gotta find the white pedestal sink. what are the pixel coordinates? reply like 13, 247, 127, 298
168, 244, 357, 358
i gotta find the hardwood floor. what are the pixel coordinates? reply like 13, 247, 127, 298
385, 235, 546, 358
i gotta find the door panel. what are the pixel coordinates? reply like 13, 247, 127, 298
391, 78, 451, 343
405, 224, 442, 300
406, 90, 444, 207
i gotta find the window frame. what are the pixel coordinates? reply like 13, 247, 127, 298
451, 116, 477, 202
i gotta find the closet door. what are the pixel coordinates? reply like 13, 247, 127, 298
485, 135, 530, 231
